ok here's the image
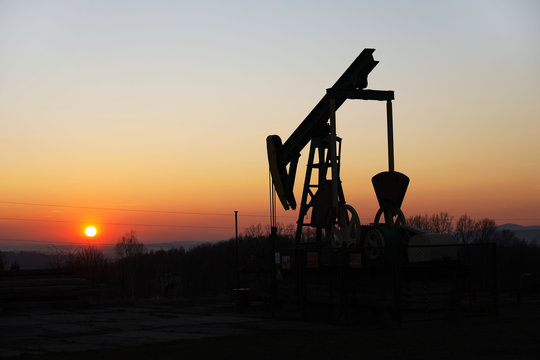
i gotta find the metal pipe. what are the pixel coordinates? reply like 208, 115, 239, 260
386, 100, 395, 172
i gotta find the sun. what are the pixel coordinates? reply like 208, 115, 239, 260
85, 226, 97, 237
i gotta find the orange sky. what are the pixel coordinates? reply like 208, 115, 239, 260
1, 1, 539, 249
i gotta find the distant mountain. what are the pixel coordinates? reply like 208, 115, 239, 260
1, 251, 58, 270
0, 241, 214, 270
497, 224, 540, 243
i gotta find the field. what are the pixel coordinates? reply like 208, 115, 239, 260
1, 297, 539, 360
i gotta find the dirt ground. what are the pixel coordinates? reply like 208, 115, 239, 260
2, 298, 540, 360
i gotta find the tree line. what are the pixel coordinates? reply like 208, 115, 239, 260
407, 212, 527, 245
1, 213, 537, 302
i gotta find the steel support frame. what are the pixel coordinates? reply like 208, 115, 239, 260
295, 88, 395, 245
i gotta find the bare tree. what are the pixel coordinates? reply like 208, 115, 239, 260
456, 214, 476, 243
407, 214, 431, 230
455, 214, 497, 243
242, 223, 296, 239
63, 246, 108, 285
476, 218, 497, 243
430, 212, 454, 233
243, 224, 264, 239
72, 246, 108, 269
115, 230, 145, 259
115, 231, 145, 298
277, 223, 296, 238
407, 212, 453, 233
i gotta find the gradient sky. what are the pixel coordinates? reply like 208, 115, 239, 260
1, 0, 539, 248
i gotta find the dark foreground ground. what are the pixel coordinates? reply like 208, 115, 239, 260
1, 298, 539, 360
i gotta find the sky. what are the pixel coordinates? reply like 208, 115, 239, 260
1, 0, 539, 249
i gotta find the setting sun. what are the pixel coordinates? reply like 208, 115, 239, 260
85, 226, 97, 237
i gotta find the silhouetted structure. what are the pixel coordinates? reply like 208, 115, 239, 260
263, 49, 497, 324
267, 48, 407, 246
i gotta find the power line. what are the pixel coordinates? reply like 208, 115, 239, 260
0, 217, 239, 230
0, 200, 297, 218
0, 237, 92, 246
3, 201, 537, 224
404, 213, 540, 222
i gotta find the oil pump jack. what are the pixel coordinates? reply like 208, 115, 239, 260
267, 49, 410, 258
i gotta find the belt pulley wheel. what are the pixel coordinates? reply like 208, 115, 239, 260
374, 208, 406, 227
364, 228, 385, 260
331, 204, 361, 247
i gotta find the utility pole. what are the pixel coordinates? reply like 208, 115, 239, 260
235, 210, 239, 292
